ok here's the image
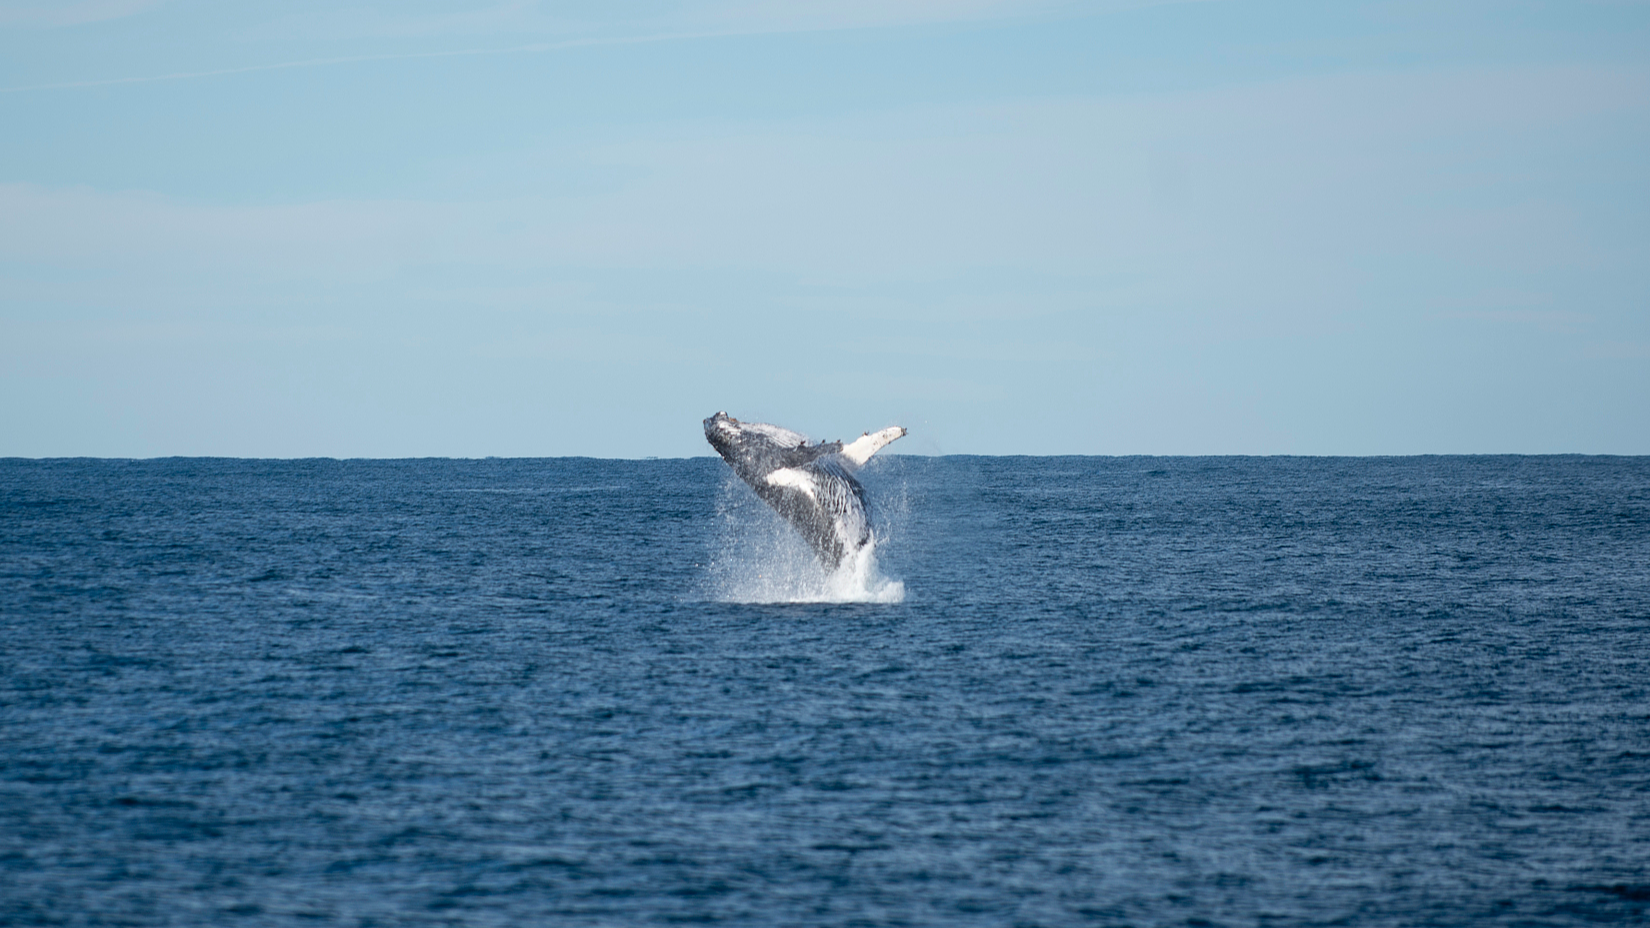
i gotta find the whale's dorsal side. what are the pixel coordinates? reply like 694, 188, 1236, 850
703, 412, 906, 570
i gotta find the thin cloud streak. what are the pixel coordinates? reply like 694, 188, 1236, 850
0, 0, 161, 28
0, 0, 1213, 94
0, 30, 731, 94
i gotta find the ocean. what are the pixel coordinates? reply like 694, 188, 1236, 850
2, 455, 1647, 926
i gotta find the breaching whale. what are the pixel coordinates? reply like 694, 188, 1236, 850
704, 412, 906, 571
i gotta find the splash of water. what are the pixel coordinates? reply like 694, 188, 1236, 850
705, 475, 905, 604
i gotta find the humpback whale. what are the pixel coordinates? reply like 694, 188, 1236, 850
704, 412, 906, 571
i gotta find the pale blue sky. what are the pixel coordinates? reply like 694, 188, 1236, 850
2, 1, 1646, 456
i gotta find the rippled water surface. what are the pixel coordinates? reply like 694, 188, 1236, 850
3, 456, 1648, 926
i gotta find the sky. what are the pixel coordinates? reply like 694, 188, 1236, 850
1, 0, 1647, 457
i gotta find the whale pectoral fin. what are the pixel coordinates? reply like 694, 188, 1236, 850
839, 426, 907, 468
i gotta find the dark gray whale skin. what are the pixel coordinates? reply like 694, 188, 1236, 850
703, 412, 870, 570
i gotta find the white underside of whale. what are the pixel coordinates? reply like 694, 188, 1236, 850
840, 426, 907, 468
764, 467, 817, 500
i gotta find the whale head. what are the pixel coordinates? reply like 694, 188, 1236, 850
703, 411, 741, 458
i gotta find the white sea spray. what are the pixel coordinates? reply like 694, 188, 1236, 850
706, 471, 905, 604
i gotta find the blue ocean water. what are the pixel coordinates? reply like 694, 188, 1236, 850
2, 455, 1648, 927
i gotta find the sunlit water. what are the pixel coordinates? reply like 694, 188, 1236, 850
2, 455, 1648, 926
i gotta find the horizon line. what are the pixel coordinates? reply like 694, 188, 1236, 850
1, 452, 1639, 462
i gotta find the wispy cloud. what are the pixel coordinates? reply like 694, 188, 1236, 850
9, 64, 1639, 285
0, 31, 717, 94
244, 0, 1200, 43
1, 0, 1211, 93
683, 0, 1208, 33
0, 0, 161, 28
1441, 309, 1594, 333
240, 1, 575, 44
4, 55, 1645, 455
